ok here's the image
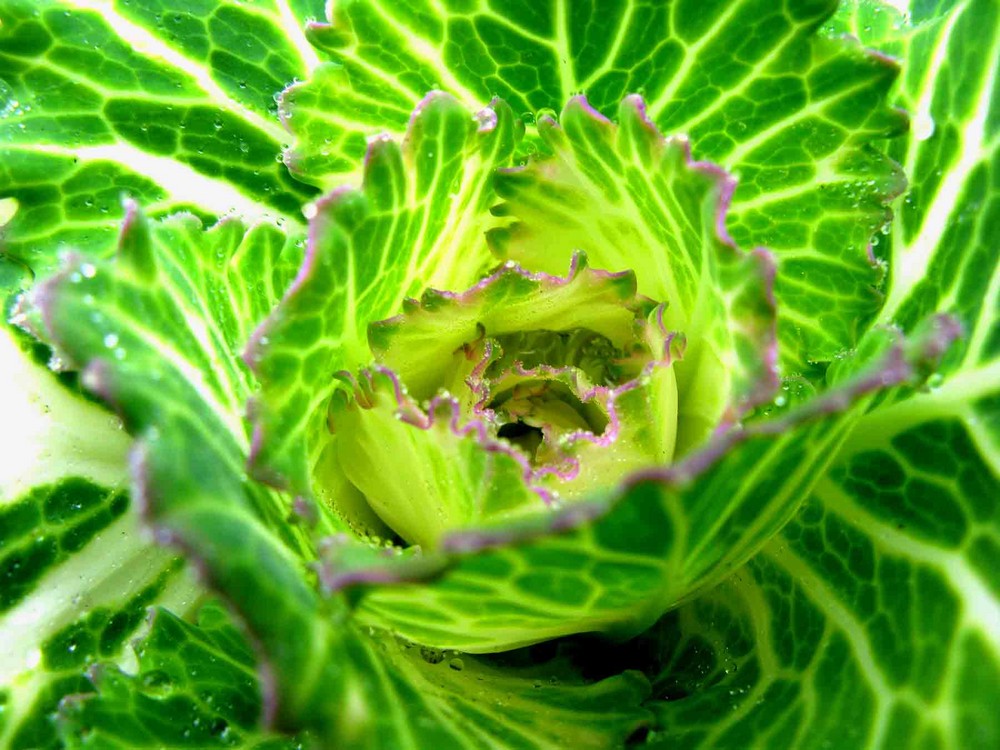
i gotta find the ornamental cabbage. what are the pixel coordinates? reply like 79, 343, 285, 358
0, 1, 996, 749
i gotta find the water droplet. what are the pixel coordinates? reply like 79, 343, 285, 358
420, 647, 444, 665
913, 111, 935, 141
103, 333, 119, 348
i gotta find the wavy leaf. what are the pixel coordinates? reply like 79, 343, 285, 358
18, 206, 650, 748
490, 95, 778, 453
247, 93, 519, 494
337, 318, 959, 652
282, 0, 906, 366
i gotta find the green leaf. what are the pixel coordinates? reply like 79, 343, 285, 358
58, 601, 306, 749
490, 96, 778, 454
0, 0, 324, 291
328, 368, 544, 548
637, 4, 1000, 746
282, 0, 905, 367
876, 2, 997, 365
18, 203, 318, 552
13, 208, 325, 745
14, 205, 360, 740
345, 636, 650, 750
247, 93, 520, 495
828, 0, 997, 361
641, 407, 999, 749
335, 319, 959, 653
20, 207, 651, 748
0, 326, 200, 750
323, 256, 686, 547
369, 254, 645, 402
2, 560, 194, 750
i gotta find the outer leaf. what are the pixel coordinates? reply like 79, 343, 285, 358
13, 209, 326, 747
639, 3, 1000, 746
490, 95, 778, 454
282, 0, 906, 367
871, 1, 997, 370
834, 0, 999, 654
5, 205, 304, 743
0, 326, 200, 750
247, 93, 519, 495
829, 0, 997, 391
58, 602, 306, 749
19, 203, 317, 552
640, 407, 998, 749
14, 207, 368, 741
0, 0, 324, 292
345, 637, 649, 750
60, 599, 650, 750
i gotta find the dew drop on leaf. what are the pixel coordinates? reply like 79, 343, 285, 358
913, 111, 935, 141
420, 647, 444, 664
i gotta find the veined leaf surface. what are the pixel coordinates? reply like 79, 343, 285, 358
283, 0, 907, 368
637, 2, 1000, 746
0, 1, 995, 748
0, 0, 325, 293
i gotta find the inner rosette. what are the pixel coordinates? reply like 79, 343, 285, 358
319, 254, 683, 548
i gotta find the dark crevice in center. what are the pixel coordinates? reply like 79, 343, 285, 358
497, 420, 544, 458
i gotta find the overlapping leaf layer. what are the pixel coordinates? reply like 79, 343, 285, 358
283, 0, 908, 369
0, 1, 996, 749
